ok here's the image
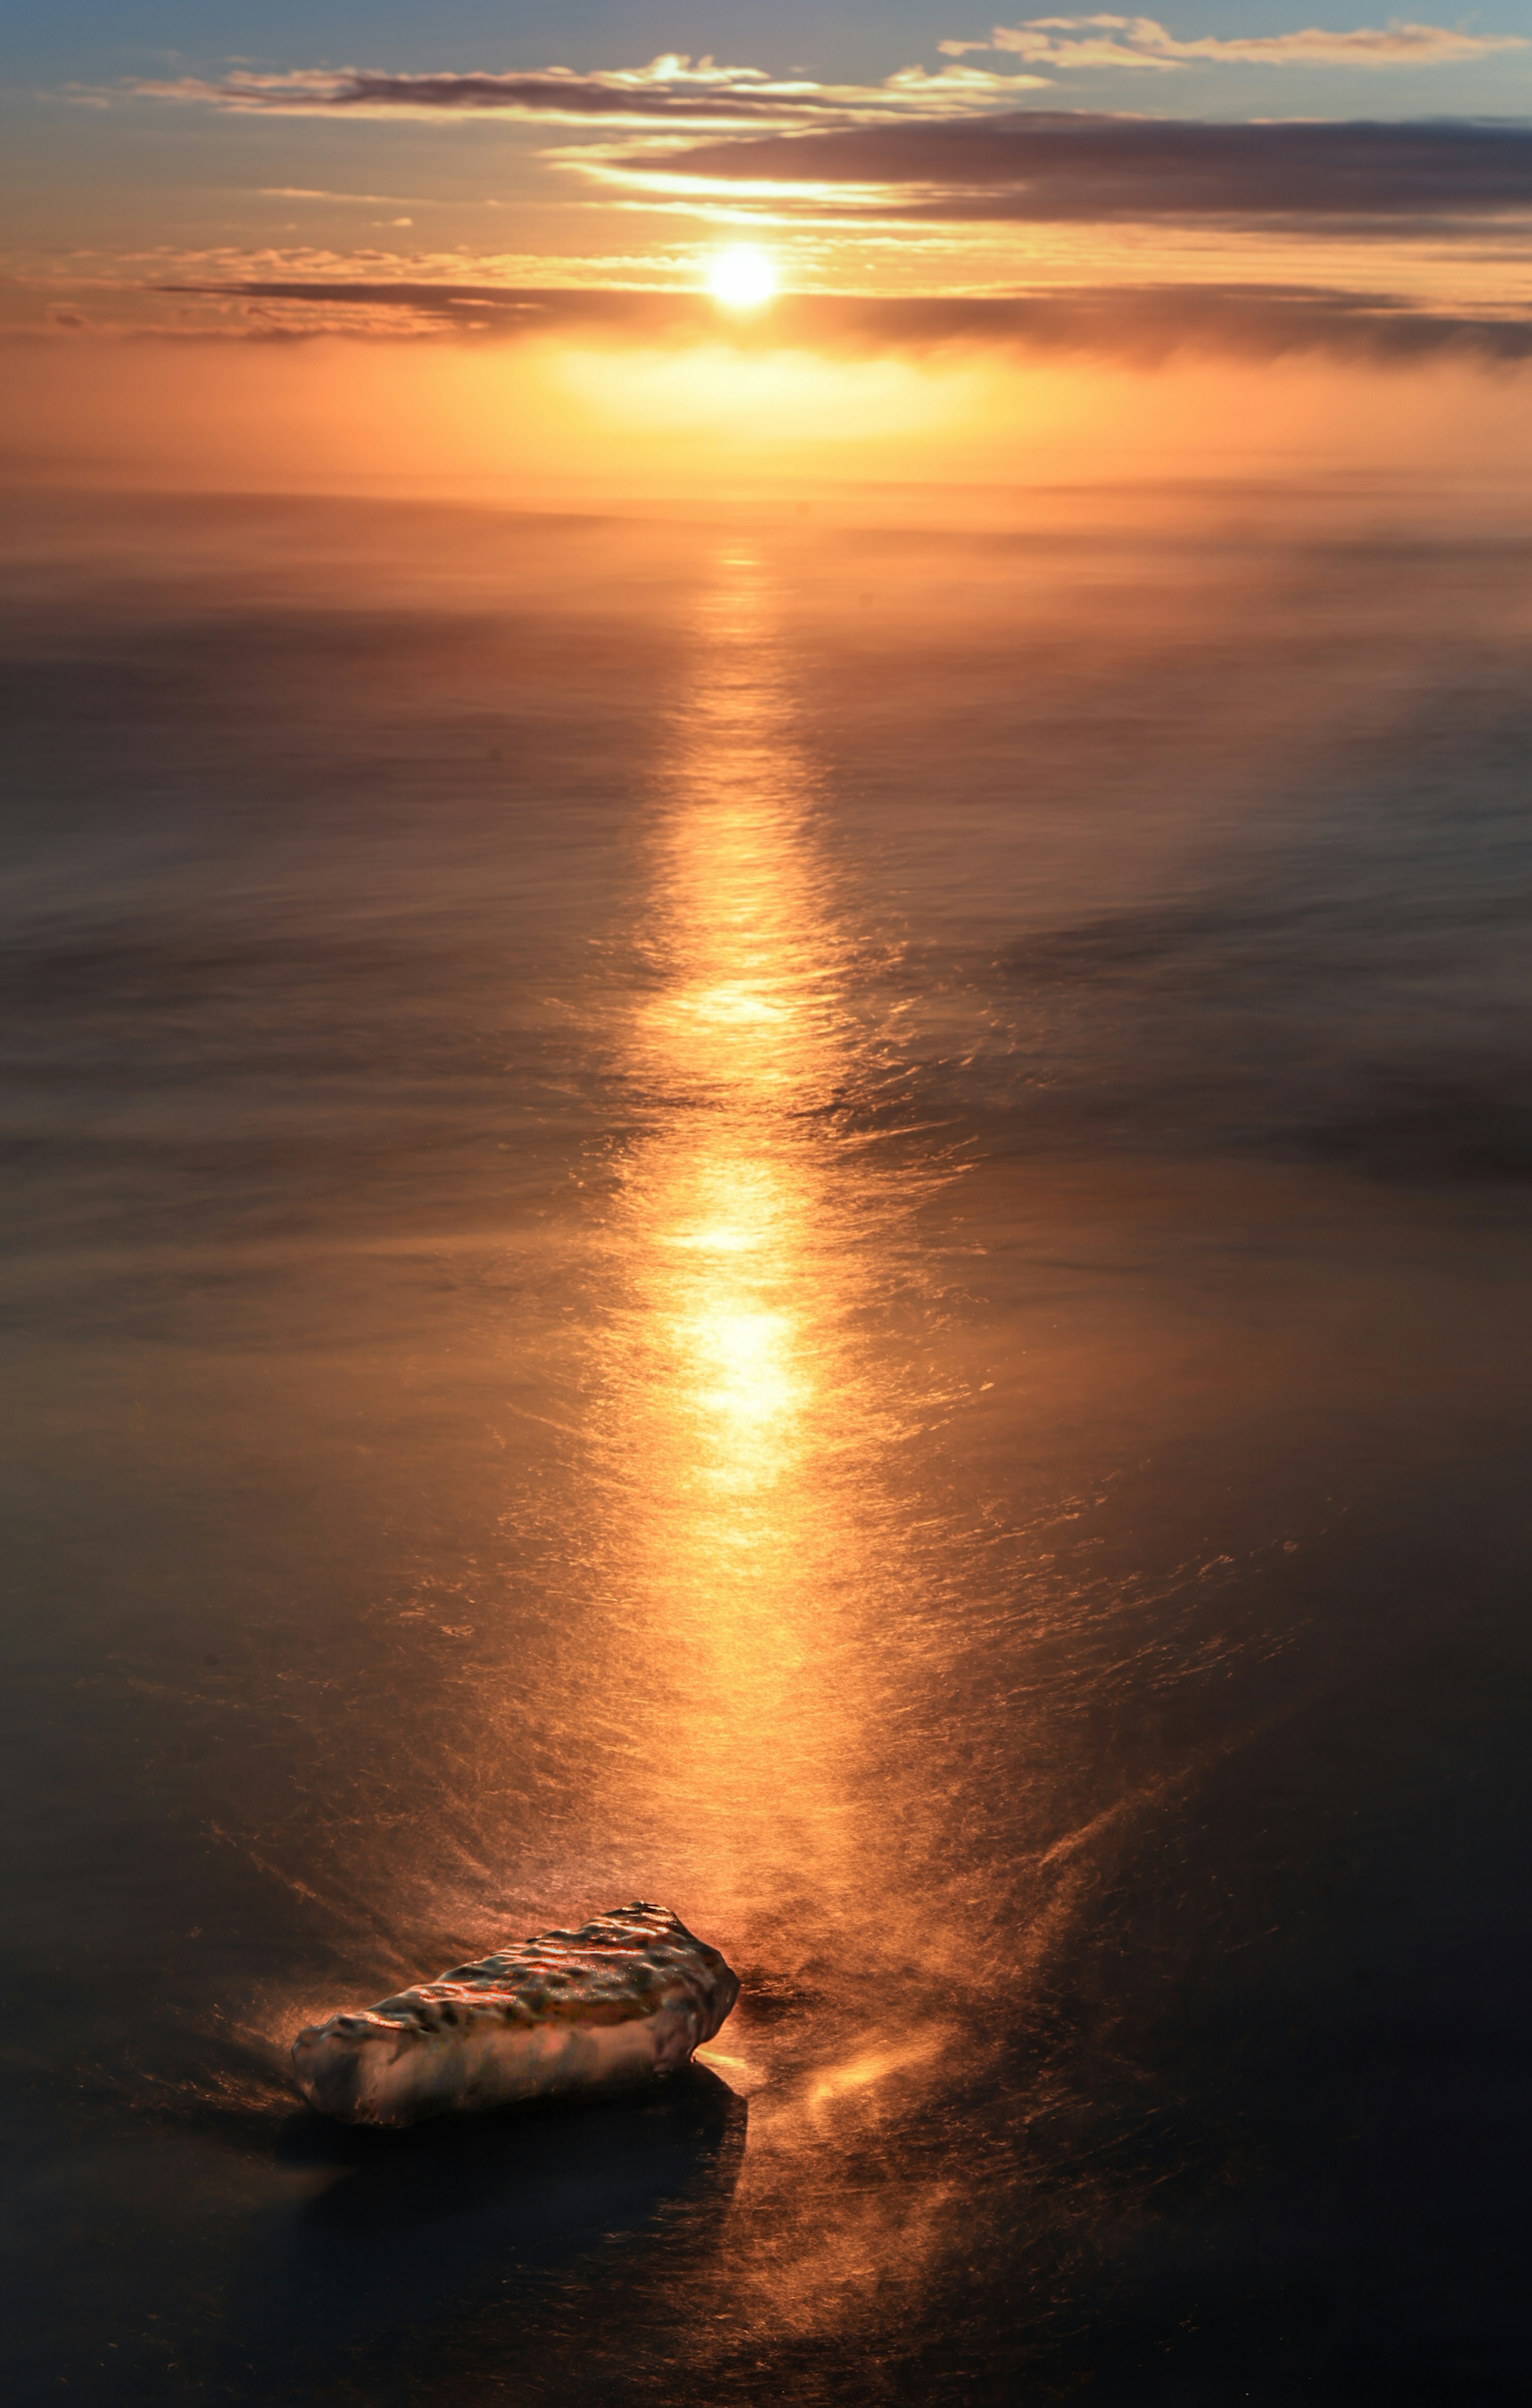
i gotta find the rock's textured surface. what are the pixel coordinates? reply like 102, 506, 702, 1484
291, 1902, 740, 2127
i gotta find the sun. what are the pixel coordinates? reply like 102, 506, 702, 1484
707, 247, 779, 313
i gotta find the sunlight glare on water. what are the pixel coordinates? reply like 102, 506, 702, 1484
4, 492, 1532, 2402
586, 549, 961, 2334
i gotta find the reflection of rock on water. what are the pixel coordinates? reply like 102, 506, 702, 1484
223, 2068, 746, 2392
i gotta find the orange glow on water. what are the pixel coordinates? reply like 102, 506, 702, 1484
589, 547, 916, 1927
610, 549, 851, 1543
582, 546, 965, 2327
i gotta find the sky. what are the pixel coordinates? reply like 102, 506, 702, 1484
4, 5, 1532, 495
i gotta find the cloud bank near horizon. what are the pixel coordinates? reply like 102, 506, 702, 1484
75, 279, 1531, 366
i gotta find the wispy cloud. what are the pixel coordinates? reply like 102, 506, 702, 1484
610, 114, 1532, 234
940, 17, 1529, 72
108, 54, 1047, 127
256, 189, 425, 207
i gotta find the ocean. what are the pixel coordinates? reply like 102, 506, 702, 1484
2, 481, 1529, 2401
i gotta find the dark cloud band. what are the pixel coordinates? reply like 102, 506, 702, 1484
637, 112, 1532, 228
153, 279, 1532, 363
228, 71, 814, 123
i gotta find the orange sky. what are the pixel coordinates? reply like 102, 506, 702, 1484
4, 11, 1532, 499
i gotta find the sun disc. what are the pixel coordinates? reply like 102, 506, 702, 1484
707, 247, 778, 313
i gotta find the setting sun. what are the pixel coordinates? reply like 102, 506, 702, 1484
707, 246, 778, 312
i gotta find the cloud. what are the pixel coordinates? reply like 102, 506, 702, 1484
146, 276, 1532, 364
939, 17, 1529, 72
104, 29, 1529, 131
110, 54, 1048, 127
618, 113, 1532, 231
256, 189, 426, 206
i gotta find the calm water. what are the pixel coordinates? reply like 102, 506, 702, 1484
2, 486, 1530, 2402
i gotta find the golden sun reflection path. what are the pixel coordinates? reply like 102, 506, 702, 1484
577, 549, 975, 2342
598, 553, 892, 1888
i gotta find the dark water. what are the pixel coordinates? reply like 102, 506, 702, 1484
2, 486, 1530, 2403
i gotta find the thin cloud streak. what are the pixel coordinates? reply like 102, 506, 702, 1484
108, 55, 1048, 127
256, 189, 427, 206
940, 17, 1528, 72
146, 277, 1532, 362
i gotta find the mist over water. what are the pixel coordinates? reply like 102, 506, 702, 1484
2, 484, 1530, 2402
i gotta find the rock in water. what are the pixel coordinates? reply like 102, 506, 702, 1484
290, 1902, 740, 2127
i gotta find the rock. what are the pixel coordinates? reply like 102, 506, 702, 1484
290, 1902, 740, 2127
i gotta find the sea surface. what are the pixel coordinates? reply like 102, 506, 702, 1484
2, 483, 1530, 2402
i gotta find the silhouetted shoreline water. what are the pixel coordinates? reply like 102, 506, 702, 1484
2, 485, 1529, 2402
